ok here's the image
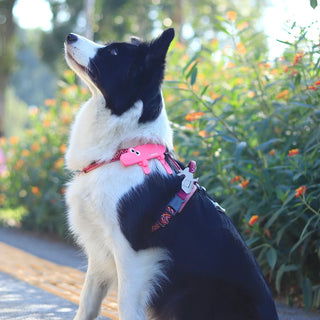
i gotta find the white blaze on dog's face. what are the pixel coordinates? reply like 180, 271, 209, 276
64, 33, 103, 88
64, 29, 175, 124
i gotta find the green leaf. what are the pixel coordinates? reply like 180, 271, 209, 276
294, 73, 301, 86
302, 278, 313, 311
276, 39, 294, 46
276, 264, 299, 293
267, 247, 277, 269
235, 141, 247, 164
200, 85, 209, 97
190, 66, 198, 86
310, 0, 318, 9
256, 138, 282, 152
185, 62, 198, 81
213, 23, 231, 35
219, 134, 238, 143
182, 54, 198, 75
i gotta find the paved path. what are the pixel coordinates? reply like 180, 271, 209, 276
0, 272, 78, 320
0, 227, 319, 320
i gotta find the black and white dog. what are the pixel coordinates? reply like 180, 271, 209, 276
64, 28, 279, 320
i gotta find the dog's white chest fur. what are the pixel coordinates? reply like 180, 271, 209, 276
65, 94, 173, 320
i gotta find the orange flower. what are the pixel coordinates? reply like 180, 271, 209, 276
241, 179, 250, 188
283, 65, 289, 73
293, 52, 304, 65
40, 136, 48, 144
198, 130, 207, 138
230, 176, 242, 183
31, 142, 40, 152
22, 149, 30, 157
265, 229, 272, 239
237, 21, 249, 31
185, 111, 204, 121
308, 85, 318, 91
62, 115, 72, 124
236, 42, 247, 55
226, 62, 236, 69
276, 89, 289, 100
185, 123, 194, 129
178, 83, 188, 90
247, 91, 256, 98
31, 186, 40, 195
269, 149, 275, 156
295, 186, 307, 198
14, 159, 24, 170
0, 194, 6, 205
61, 101, 70, 108
226, 11, 237, 22
288, 149, 299, 157
210, 92, 220, 100
81, 88, 89, 95
9, 136, 19, 145
44, 99, 56, 106
315, 80, 320, 86
43, 120, 51, 127
249, 215, 259, 226
193, 151, 199, 157
60, 144, 67, 154
54, 158, 64, 169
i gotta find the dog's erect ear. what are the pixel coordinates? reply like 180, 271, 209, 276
146, 28, 175, 66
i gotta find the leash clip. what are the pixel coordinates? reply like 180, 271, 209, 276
178, 162, 199, 194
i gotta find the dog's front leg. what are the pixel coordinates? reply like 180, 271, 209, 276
115, 244, 167, 320
116, 263, 148, 320
74, 256, 116, 320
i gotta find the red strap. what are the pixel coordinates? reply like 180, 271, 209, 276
81, 148, 128, 174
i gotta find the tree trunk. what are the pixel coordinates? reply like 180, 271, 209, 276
84, 0, 96, 40
0, 77, 8, 137
0, 0, 16, 137
173, 0, 183, 42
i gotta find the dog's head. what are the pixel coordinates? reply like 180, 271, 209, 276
64, 29, 174, 123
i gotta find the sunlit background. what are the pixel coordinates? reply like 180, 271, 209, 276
12, 0, 320, 58
1, 0, 320, 136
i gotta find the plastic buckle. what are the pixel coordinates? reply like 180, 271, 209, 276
167, 194, 185, 214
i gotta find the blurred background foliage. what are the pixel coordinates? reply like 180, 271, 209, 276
0, 0, 320, 311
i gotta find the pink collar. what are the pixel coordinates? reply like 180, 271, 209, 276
80, 144, 173, 175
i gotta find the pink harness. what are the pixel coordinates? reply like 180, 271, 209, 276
80, 144, 198, 232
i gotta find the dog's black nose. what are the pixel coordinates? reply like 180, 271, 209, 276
66, 33, 78, 44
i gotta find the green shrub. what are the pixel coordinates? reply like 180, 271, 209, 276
0, 71, 89, 236
164, 14, 320, 309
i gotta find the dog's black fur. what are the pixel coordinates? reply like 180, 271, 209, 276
89, 29, 174, 123
118, 171, 278, 319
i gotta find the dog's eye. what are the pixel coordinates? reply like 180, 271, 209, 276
130, 148, 135, 153
135, 151, 141, 156
110, 48, 118, 56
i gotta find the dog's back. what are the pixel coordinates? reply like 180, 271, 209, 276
118, 171, 278, 320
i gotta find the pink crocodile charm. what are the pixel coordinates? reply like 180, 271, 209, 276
120, 144, 173, 175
